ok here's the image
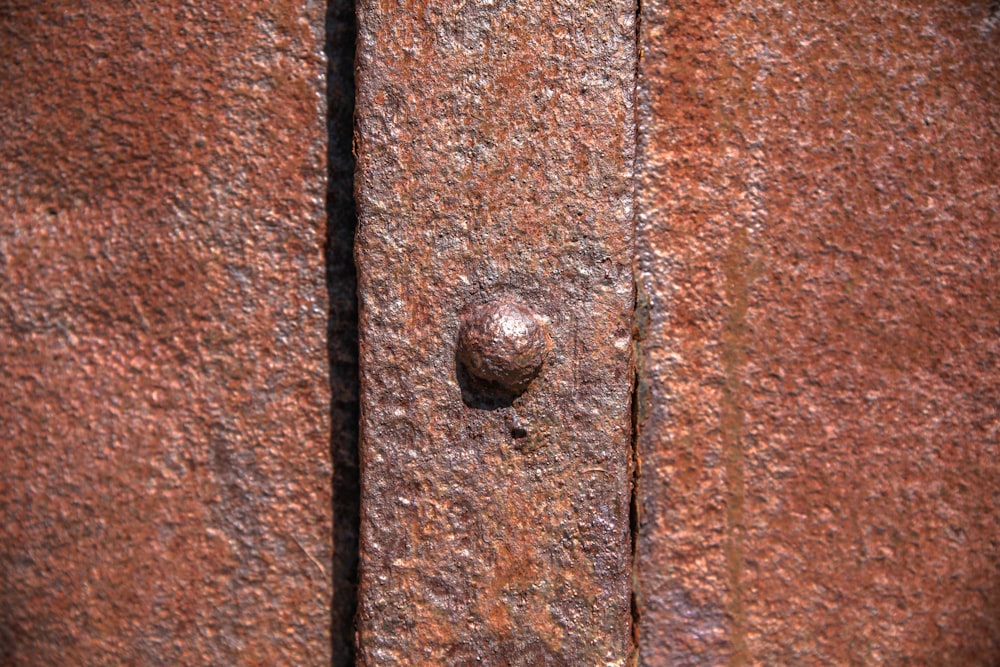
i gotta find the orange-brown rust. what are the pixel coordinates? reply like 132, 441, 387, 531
637, 0, 1000, 664
0, 2, 333, 663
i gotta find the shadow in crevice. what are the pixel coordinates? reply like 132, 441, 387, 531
325, 0, 359, 664
455, 355, 519, 410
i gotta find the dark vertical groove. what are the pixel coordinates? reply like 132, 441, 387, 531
631, 282, 651, 667
325, 0, 359, 664
630, 0, 644, 664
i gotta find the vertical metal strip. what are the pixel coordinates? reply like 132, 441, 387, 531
354, 1, 639, 662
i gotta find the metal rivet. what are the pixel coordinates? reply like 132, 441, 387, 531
457, 298, 548, 395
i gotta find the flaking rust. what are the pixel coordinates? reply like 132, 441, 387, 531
354, 0, 638, 663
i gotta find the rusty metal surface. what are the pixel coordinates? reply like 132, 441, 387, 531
0, 2, 333, 664
636, 1, 1000, 664
354, 0, 638, 663
456, 299, 549, 398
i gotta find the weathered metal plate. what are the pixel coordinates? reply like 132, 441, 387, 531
354, 1, 638, 663
636, 1, 1000, 664
0, 2, 333, 663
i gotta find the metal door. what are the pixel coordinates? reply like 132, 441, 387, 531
2, 1, 998, 665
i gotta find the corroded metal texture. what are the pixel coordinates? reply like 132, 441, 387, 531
354, 0, 638, 663
457, 299, 549, 397
636, 1, 1000, 664
0, 2, 333, 664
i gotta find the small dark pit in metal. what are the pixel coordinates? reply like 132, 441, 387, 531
457, 299, 547, 396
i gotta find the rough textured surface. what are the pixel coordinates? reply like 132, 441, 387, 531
0, 2, 333, 663
354, 0, 638, 663
457, 299, 549, 398
636, 1, 1000, 664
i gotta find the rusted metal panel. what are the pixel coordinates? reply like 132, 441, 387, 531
0, 2, 333, 664
636, 1, 1000, 664
354, 0, 638, 663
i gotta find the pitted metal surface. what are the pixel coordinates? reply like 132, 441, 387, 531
636, 1, 1000, 663
0, 3, 333, 663
354, 0, 639, 663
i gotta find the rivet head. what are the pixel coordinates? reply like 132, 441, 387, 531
457, 298, 548, 395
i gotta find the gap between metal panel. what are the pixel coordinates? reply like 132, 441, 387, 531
630, 0, 645, 663
325, 0, 360, 664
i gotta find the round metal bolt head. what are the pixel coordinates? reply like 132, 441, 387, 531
457, 299, 548, 394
